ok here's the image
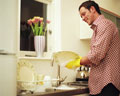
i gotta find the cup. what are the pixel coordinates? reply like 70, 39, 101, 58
44, 75, 52, 88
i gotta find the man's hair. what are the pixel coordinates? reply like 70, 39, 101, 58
79, 0, 101, 14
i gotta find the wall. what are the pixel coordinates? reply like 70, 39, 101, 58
96, 0, 120, 16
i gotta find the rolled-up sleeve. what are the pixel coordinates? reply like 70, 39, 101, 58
87, 22, 114, 65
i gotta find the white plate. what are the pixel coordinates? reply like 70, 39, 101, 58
53, 51, 80, 67
17, 60, 35, 82
17, 60, 37, 91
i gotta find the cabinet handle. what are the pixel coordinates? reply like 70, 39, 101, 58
0, 52, 16, 55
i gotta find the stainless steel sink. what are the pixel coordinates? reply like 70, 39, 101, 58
66, 81, 88, 86
45, 85, 76, 92
45, 82, 88, 92
18, 83, 89, 96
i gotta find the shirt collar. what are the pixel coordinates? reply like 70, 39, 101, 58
91, 15, 105, 29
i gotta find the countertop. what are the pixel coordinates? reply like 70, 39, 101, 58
18, 85, 89, 96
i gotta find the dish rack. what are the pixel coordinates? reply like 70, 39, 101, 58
17, 80, 39, 92
17, 79, 59, 92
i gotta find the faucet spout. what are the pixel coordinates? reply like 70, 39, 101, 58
52, 52, 67, 86
57, 65, 67, 86
57, 65, 61, 85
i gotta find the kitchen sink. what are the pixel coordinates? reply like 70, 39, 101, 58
66, 81, 88, 86
18, 81, 88, 94
17, 82, 89, 96
45, 84, 77, 92
45, 82, 88, 92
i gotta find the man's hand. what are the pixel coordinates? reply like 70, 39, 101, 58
80, 56, 92, 66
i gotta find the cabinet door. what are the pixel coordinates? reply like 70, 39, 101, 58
0, 55, 16, 96
80, 9, 120, 40
0, 0, 17, 53
80, 18, 93, 39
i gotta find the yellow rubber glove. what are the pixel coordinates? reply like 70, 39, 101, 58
65, 56, 82, 69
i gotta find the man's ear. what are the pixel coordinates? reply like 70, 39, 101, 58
90, 6, 96, 13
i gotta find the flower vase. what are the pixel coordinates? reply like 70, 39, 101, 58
34, 36, 45, 57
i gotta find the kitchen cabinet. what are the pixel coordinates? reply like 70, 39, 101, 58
0, 0, 17, 53
80, 18, 93, 39
0, 55, 17, 96
80, 8, 120, 40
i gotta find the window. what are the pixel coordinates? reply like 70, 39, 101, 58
20, 0, 47, 51
116, 18, 120, 33
18, 0, 61, 58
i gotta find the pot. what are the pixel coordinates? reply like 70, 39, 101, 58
76, 66, 89, 81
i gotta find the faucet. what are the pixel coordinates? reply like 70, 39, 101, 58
56, 65, 67, 86
51, 55, 67, 86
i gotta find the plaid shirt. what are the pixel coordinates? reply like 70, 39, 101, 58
87, 15, 120, 94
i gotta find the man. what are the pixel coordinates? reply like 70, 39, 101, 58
79, 1, 120, 96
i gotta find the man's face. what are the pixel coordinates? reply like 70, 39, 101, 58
79, 7, 94, 25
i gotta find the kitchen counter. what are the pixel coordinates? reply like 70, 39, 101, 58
18, 85, 89, 96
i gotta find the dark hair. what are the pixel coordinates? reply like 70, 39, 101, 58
79, 0, 101, 14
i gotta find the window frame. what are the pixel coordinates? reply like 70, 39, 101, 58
17, 0, 54, 59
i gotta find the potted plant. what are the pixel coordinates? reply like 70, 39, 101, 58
27, 16, 50, 57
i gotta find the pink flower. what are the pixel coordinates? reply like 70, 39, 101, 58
46, 20, 51, 24
27, 19, 33, 25
32, 17, 41, 23
27, 16, 50, 36
39, 17, 43, 23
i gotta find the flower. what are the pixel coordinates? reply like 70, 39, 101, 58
27, 16, 50, 36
